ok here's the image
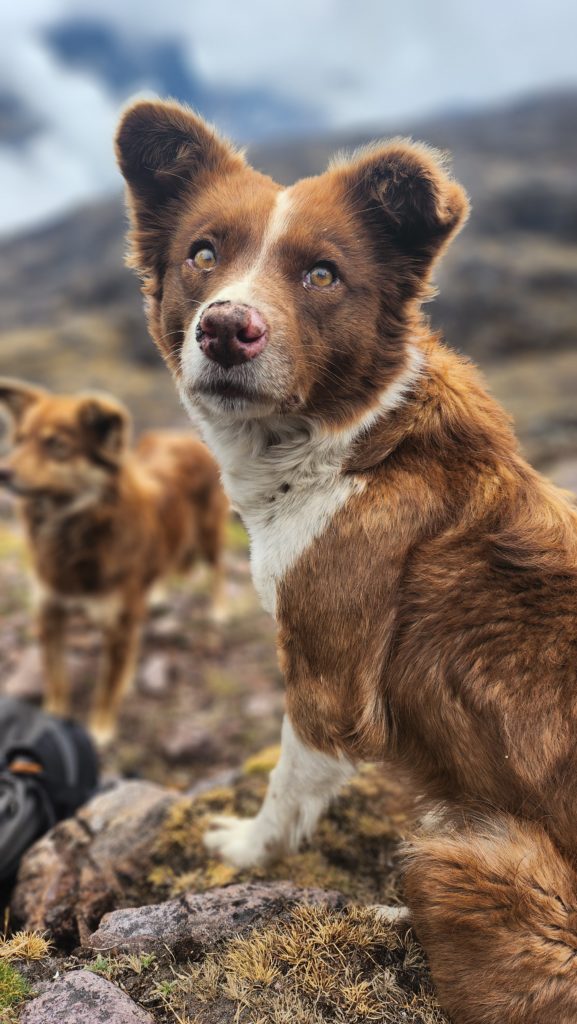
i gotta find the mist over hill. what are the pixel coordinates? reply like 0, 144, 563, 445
0, 89, 576, 465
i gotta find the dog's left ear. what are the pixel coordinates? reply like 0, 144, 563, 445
0, 378, 47, 425
79, 396, 131, 467
331, 139, 469, 276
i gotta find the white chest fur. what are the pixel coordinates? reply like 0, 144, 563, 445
196, 415, 363, 614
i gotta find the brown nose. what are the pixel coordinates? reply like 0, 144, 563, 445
196, 302, 268, 368
0, 466, 13, 488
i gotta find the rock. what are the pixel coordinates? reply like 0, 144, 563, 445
162, 720, 220, 764
147, 613, 185, 642
4, 647, 45, 699
138, 653, 173, 695
11, 780, 179, 947
21, 968, 154, 1023
549, 457, 577, 494
88, 881, 345, 958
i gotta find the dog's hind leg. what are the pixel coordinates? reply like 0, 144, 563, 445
404, 811, 577, 1024
204, 714, 355, 868
38, 598, 70, 718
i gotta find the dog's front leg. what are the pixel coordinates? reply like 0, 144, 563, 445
89, 606, 142, 747
204, 715, 355, 869
38, 598, 69, 717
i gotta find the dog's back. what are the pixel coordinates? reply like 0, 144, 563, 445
135, 430, 228, 575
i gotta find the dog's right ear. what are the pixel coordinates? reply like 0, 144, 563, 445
78, 394, 131, 468
0, 378, 46, 426
115, 100, 245, 282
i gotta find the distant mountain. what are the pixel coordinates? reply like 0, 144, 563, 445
0, 90, 575, 463
0, 92, 45, 148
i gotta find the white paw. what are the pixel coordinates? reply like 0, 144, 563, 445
88, 716, 116, 750
203, 815, 273, 869
372, 904, 411, 927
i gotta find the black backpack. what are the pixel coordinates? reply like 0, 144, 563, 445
0, 697, 98, 881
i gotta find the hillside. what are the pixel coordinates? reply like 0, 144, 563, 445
0, 89, 576, 463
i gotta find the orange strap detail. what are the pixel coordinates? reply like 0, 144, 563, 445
8, 759, 43, 775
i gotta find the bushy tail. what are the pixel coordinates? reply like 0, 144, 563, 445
404, 812, 577, 1024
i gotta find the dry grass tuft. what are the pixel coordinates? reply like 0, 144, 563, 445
163, 903, 447, 1024
0, 930, 51, 962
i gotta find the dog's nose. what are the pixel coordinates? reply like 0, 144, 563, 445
196, 302, 268, 368
0, 466, 13, 486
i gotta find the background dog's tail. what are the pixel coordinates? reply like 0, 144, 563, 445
404, 812, 577, 1024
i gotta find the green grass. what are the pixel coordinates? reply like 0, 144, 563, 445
225, 515, 249, 552
0, 960, 30, 1015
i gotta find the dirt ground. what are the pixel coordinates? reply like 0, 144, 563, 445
0, 511, 283, 792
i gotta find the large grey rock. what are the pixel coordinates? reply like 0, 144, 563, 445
11, 780, 179, 946
88, 881, 345, 958
20, 969, 154, 1023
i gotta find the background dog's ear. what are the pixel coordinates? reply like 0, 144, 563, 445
79, 395, 131, 467
331, 139, 469, 275
115, 99, 245, 282
0, 378, 47, 426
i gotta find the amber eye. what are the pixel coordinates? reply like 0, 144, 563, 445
188, 243, 217, 271
304, 263, 337, 289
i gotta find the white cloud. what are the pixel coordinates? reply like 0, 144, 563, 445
1, 0, 577, 235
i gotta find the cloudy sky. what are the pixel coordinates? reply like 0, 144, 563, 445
1, 0, 577, 237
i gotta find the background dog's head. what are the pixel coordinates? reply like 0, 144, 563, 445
0, 379, 130, 502
116, 100, 469, 431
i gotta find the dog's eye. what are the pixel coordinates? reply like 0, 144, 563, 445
43, 436, 70, 460
304, 263, 338, 289
187, 243, 217, 271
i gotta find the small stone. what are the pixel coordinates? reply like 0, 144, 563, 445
147, 614, 184, 642
138, 653, 173, 695
20, 968, 154, 1023
162, 720, 220, 764
87, 881, 345, 957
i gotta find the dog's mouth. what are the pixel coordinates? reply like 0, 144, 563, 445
195, 379, 267, 402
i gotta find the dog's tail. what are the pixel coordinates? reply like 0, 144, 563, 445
404, 812, 577, 1024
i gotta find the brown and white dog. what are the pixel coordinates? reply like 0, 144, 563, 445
0, 380, 227, 745
116, 99, 577, 1023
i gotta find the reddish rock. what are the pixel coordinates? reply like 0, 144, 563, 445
11, 780, 179, 947
21, 969, 154, 1023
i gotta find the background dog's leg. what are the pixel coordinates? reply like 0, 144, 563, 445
199, 514, 227, 624
207, 555, 227, 624
38, 598, 69, 717
404, 812, 577, 1024
89, 607, 142, 747
204, 714, 355, 868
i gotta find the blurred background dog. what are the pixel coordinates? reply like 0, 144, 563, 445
0, 380, 227, 745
